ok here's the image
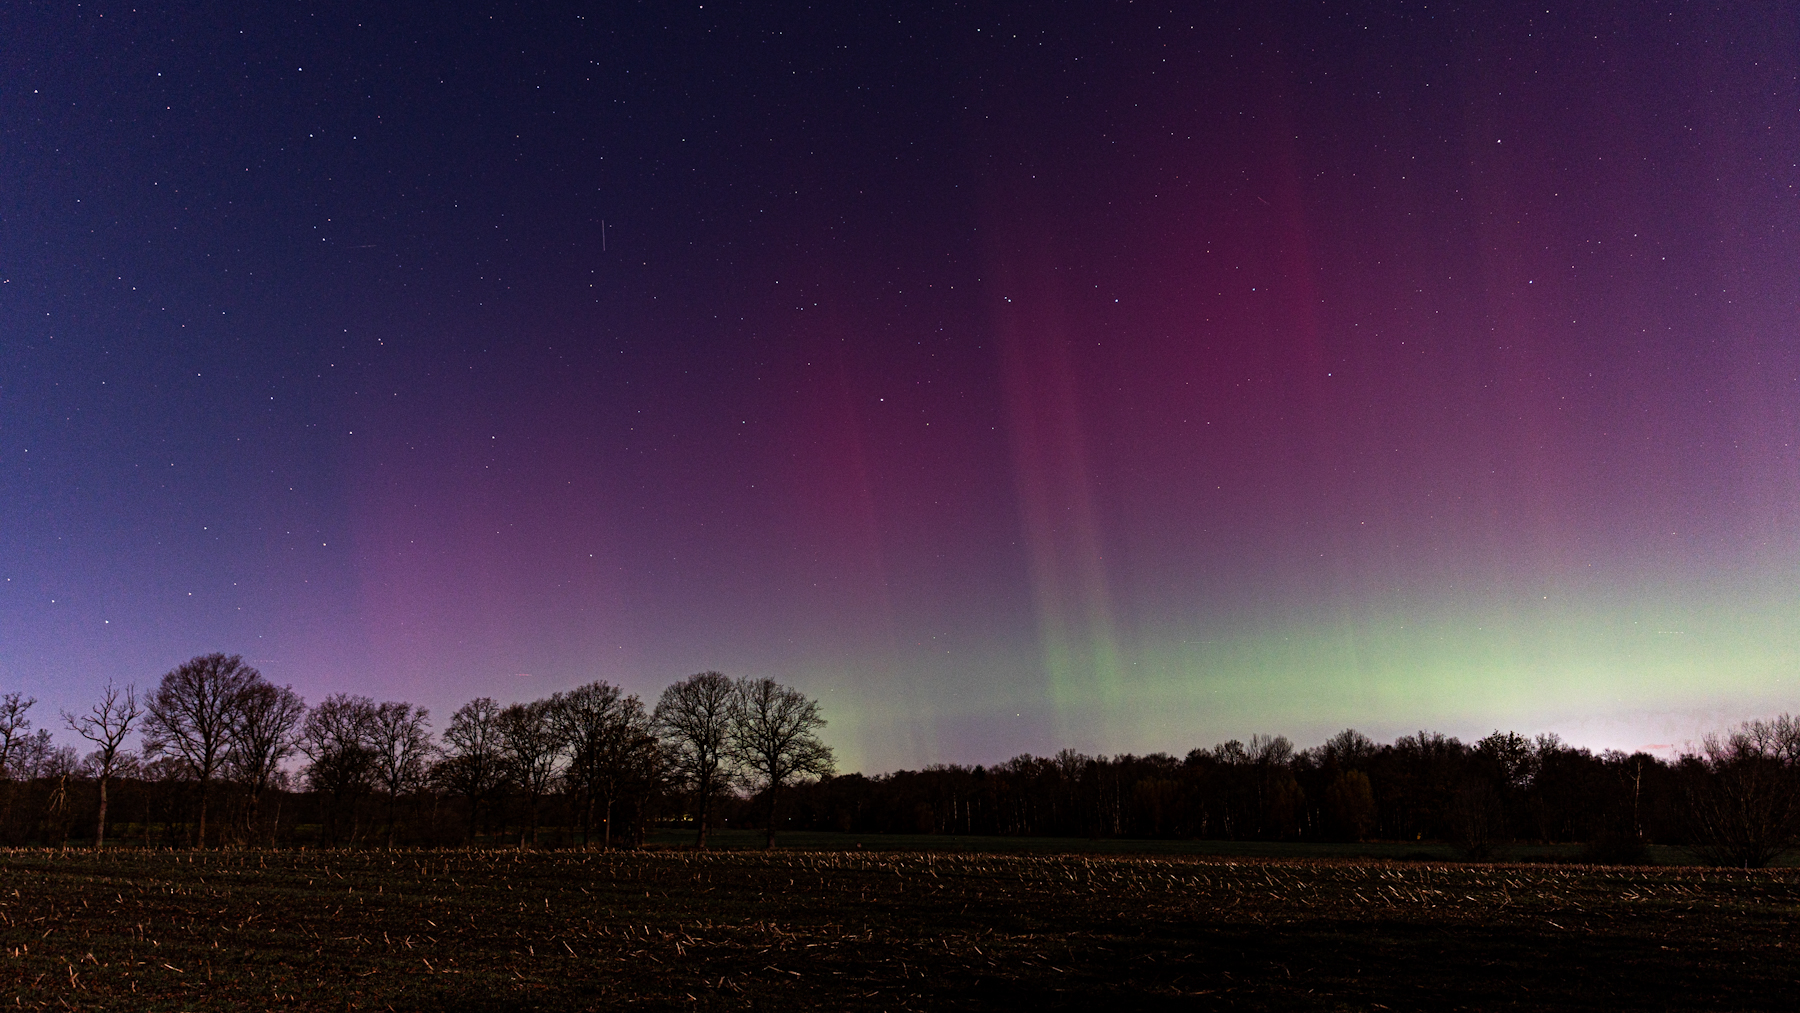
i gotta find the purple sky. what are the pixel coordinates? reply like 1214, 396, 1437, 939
4, 3, 1798, 772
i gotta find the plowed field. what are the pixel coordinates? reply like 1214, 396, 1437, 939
5, 848, 1796, 1010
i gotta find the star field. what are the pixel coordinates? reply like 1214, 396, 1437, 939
3, 2, 1797, 770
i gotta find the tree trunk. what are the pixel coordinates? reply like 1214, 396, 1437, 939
245, 788, 262, 849
695, 787, 709, 849
580, 790, 591, 849
51, 775, 69, 849
765, 785, 779, 850
196, 780, 210, 849
94, 776, 109, 849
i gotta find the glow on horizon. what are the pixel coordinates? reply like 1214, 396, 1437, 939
4, 5, 1797, 780
809, 559, 1800, 774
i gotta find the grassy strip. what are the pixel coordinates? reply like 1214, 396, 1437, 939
3, 848, 1797, 1010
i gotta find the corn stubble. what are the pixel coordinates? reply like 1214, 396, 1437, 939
2, 848, 1796, 1010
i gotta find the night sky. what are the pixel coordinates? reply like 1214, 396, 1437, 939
5, 2, 1798, 772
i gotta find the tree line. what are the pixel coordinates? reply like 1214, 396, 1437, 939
4, 654, 1797, 865
0, 655, 831, 852
779, 723, 1800, 866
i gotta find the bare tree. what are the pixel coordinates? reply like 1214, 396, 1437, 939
63, 683, 140, 848
728, 677, 835, 849
1, 725, 80, 845
228, 680, 305, 845
1476, 730, 1539, 791
610, 712, 666, 848
0, 692, 36, 833
298, 694, 378, 846
10, 730, 77, 780
1319, 728, 1377, 769
368, 702, 433, 849
0, 693, 35, 779
554, 681, 625, 847
499, 699, 563, 849
81, 748, 141, 781
654, 671, 738, 848
438, 697, 505, 844
554, 681, 660, 849
1685, 715, 1800, 868
144, 653, 259, 847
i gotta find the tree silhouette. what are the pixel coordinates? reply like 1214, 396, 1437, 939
438, 697, 505, 844
499, 699, 563, 848
227, 679, 305, 845
144, 654, 258, 847
554, 681, 660, 849
63, 682, 139, 849
368, 702, 433, 849
1320, 729, 1377, 769
728, 677, 835, 849
1685, 716, 1800, 867
655, 671, 737, 848
0, 693, 35, 779
298, 694, 378, 845
0, 693, 36, 834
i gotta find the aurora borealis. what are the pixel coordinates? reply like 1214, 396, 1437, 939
3, 3, 1797, 772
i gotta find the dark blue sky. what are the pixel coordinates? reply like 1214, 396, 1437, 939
4, 2, 1798, 770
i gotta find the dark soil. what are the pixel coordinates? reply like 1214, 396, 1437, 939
4, 848, 1796, 1010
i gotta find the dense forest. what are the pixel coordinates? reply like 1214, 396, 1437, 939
6, 654, 1798, 866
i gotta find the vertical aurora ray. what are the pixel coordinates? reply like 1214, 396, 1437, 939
5, 3, 1798, 773
989, 245, 1129, 742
